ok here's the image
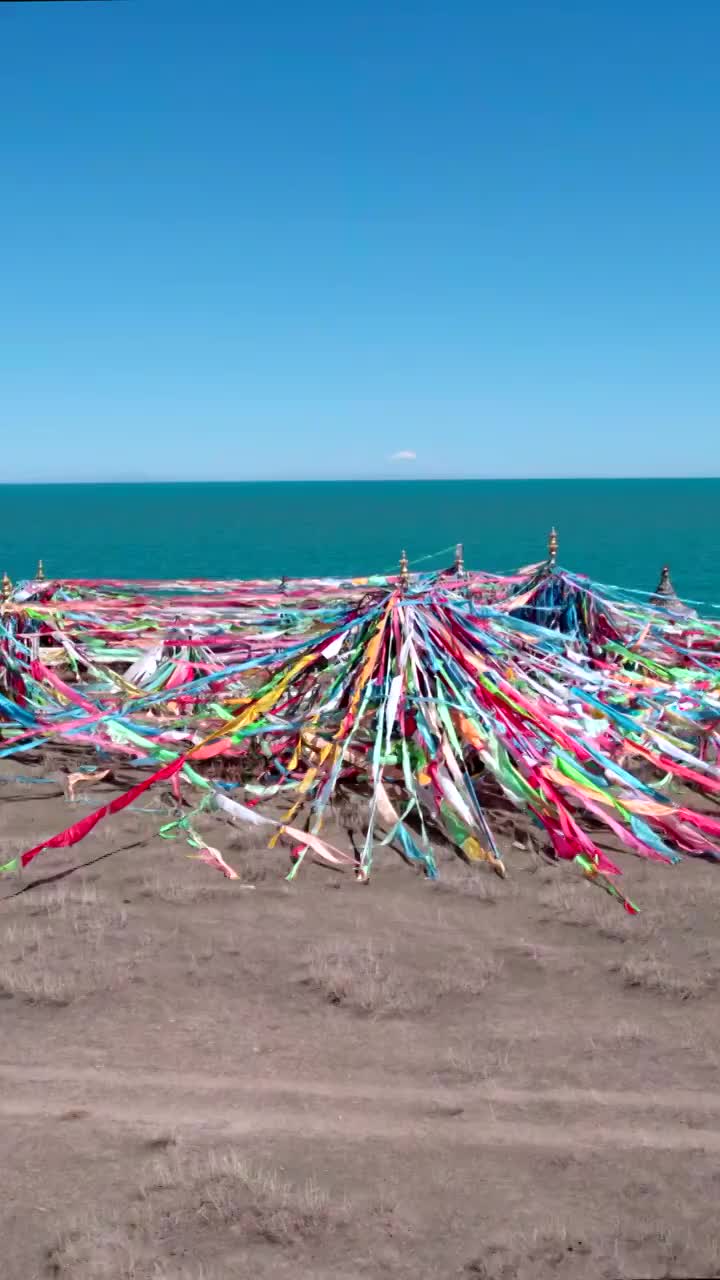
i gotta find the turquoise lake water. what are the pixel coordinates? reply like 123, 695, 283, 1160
1, 480, 718, 605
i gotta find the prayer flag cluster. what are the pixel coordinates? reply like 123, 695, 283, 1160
2, 556, 719, 912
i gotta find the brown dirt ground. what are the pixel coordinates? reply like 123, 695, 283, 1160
2, 757, 720, 1279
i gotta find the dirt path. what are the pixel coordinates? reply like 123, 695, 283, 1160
1, 1060, 719, 1154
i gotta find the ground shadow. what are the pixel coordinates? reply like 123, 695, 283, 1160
1, 838, 147, 901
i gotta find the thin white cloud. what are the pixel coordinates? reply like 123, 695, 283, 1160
390, 450, 417, 462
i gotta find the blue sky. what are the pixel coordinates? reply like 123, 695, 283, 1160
1, 0, 719, 481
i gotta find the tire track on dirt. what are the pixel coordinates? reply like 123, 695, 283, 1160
1, 1062, 719, 1154
1, 1061, 719, 1115
1, 1093, 719, 1154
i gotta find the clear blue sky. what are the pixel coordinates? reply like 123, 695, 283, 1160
2, 0, 719, 481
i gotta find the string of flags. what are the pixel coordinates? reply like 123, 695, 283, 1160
1, 537, 718, 912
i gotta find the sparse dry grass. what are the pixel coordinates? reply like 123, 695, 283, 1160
617, 953, 709, 1000
501, 939, 569, 969
139, 845, 272, 898
539, 881, 653, 942
221, 825, 291, 880
48, 1148, 345, 1279
148, 1267, 227, 1280
612, 1019, 645, 1045
435, 952, 504, 999
1, 920, 43, 955
24, 881, 127, 926
46, 1220, 140, 1280
0, 837, 31, 872
465, 1217, 720, 1280
0, 967, 76, 1005
226, 825, 271, 853
141, 1147, 342, 1242
533, 863, 561, 886
305, 936, 502, 1016
144, 1130, 181, 1151
0, 881, 144, 1006
139, 873, 222, 903
465, 1220, 578, 1279
0, 951, 142, 1005
226, 846, 278, 884
430, 862, 504, 901
305, 938, 419, 1014
438, 1043, 515, 1084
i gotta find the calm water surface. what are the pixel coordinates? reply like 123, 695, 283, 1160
2, 479, 718, 604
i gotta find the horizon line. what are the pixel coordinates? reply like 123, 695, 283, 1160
0, 475, 719, 487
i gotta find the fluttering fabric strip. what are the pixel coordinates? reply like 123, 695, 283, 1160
1, 559, 718, 910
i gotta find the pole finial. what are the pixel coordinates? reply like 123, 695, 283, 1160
651, 564, 676, 605
36, 558, 45, 582
1, 571, 12, 603
399, 549, 409, 590
548, 526, 558, 567
454, 542, 465, 576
